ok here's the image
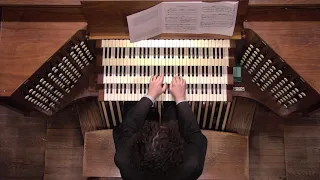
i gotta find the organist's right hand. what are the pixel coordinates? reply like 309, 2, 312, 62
147, 75, 167, 100
170, 76, 186, 103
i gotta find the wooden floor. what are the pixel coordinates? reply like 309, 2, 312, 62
0, 101, 319, 180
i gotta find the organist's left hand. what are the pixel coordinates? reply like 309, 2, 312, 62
147, 75, 167, 100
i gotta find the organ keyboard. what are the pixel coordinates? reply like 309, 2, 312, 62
99, 39, 234, 102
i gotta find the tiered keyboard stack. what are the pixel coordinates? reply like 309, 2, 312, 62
97, 39, 234, 102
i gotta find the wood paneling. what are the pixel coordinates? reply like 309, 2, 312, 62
226, 97, 257, 136
0, 21, 86, 97
284, 117, 320, 179
249, 105, 286, 180
81, 0, 248, 39
45, 105, 86, 180
246, 6, 320, 21
0, 0, 81, 6
244, 21, 320, 94
0, 105, 46, 180
249, 0, 320, 6
2, 7, 85, 22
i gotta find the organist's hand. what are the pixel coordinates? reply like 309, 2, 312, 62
170, 76, 186, 103
147, 75, 167, 100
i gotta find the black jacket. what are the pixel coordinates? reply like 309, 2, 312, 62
114, 97, 207, 180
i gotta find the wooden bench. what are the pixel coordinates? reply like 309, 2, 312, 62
83, 130, 248, 180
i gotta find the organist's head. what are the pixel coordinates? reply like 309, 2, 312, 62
132, 120, 184, 175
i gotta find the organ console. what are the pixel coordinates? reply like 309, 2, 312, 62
0, 0, 319, 119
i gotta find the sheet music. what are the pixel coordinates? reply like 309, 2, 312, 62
127, 1, 239, 42
127, 4, 162, 42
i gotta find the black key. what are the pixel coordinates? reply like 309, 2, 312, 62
158, 66, 160, 74
195, 66, 198, 76
116, 84, 119, 93
202, 66, 205, 76
206, 66, 209, 77
140, 84, 142, 94
158, 48, 160, 58
154, 48, 156, 58
213, 48, 216, 59
178, 48, 181, 59
216, 66, 219, 77
147, 66, 150, 76
116, 66, 118, 75
134, 66, 136, 76
201, 84, 204, 94
147, 48, 150, 58
196, 48, 199, 58
171, 66, 174, 76
195, 84, 198, 93
205, 84, 208, 94
221, 48, 224, 58
192, 66, 194, 77
123, 66, 126, 76
139, 48, 142, 58
124, 84, 126, 93
144, 66, 146, 76
211, 84, 214, 94
220, 66, 223, 77
115, 48, 118, 58
104, 48, 108, 59
182, 48, 185, 58
203, 48, 205, 59
144, 84, 147, 94
123, 48, 126, 58
130, 84, 133, 93
219, 84, 221, 94
215, 84, 218, 94
188, 48, 191, 59
168, 48, 170, 59
108, 47, 112, 59
212, 66, 214, 77
172, 48, 174, 58
178, 66, 180, 76
119, 66, 122, 76
164, 48, 166, 59
154, 66, 156, 74
105, 66, 108, 75
120, 84, 123, 93
206, 48, 209, 59
182, 66, 184, 75
217, 48, 220, 59
134, 84, 137, 93
119, 48, 122, 58
133, 48, 136, 58
106, 84, 109, 93
110, 66, 112, 76
191, 84, 194, 94
130, 66, 132, 76
129, 48, 132, 59
192, 48, 195, 59
143, 48, 146, 59
187, 84, 190, 93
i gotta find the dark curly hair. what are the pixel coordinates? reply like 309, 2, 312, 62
132, 120, 184, 175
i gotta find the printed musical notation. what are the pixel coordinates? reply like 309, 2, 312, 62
127, 1, 238, 42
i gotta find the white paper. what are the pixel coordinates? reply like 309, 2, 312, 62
127, 1, 239, 42
126, 4, 162, 42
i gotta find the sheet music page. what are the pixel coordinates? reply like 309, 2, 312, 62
161, 2, 200, 34
127, 1, 239, 42
127, 4, 162, 42
199, 1, 238, 36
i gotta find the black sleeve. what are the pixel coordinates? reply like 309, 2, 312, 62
176, 101, 208, 179
121, 97, 153, 138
